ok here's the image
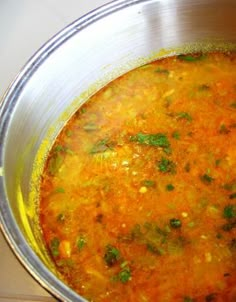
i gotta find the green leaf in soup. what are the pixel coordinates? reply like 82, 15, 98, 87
223, 204, 236, 219
55, 187, 65, 193
166, 183, 175, 191
77, 236, 87, 251
176, 112, 192, 122
177, 53, 206, 62
65, 130, 73, 137
223, 180, 236, 191
157, 157, 176, 174
57, 213, 65, 223
118, 265, 131, 283
142, 179, 156, 187
219, 124, 230, 134
104, 244, 120, 266
146, 242, 165, 255
200, 173, 214, 185
229, 192, 236, 199
90, 138, 114, 154
54, 145, 64, 152
172, 131, 180, 140
169, 218, 182, 229
130, 133, 170, 148
155, 67, 169, 75
50, 237, 60, 257
221, 221, 236, 232
48, 154, 63, 175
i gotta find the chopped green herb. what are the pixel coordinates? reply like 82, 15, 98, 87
120, 261, 129, 269
222, 221, 236, 232
48, 154, 63, 175
57, 258, 74, 268
215, 159, 221, 167
54, 145, 64, 152
130, 224, 142, 240
104, 244, 120, 266
53, 145, 74, 154
176, 112, 192, 122
55, 187, 65, 193
229, 192, 236, 199
164, 96, 173, 108
157, 157, 176, 174
142, 179, 156, 187
155, 67, 169, 75
48, 144, 74, 175
90, 138, 114, 154
172, 131, 180, 140
146, 222, 167, 240
177, 53, 205, 62
130, 133, 170, 151
57, 213, 65, 223
223, 181, 236, 191
188, 221, 195, 228
154, 225, 169, 237
80, 107, 86, 114
65, 148, 74, 155
50, 237, 60, 257
123, 221, 189, 258
77, 236, 87, 251
223, 204, 236, 219
200, 173, 214, 184
118, 265, 131, 283
147, 243, 165, 255
65, 130, 73, 137
170, 218, 182, 229
219, 124, 230, 134
166, 183, 175, 191
163, 146, 172, 155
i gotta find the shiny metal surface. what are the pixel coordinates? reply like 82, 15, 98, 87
0, 0, 236, 301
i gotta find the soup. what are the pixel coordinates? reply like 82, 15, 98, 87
39, 52, 236, 301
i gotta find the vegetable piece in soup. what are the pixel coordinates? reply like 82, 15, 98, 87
40, 52, 236, 302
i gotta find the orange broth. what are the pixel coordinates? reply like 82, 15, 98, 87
40, 52, 236, 302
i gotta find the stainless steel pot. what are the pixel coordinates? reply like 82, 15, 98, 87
0, 0, 236, 301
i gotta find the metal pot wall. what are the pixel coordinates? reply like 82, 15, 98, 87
0, 0, 236, 301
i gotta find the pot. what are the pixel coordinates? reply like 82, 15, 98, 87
0, 0, 236, 301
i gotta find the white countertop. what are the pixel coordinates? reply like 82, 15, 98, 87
0, 1, 109, 300
0, 0, 110, 98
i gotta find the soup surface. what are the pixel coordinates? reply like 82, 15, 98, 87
40, 52, 236, 302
